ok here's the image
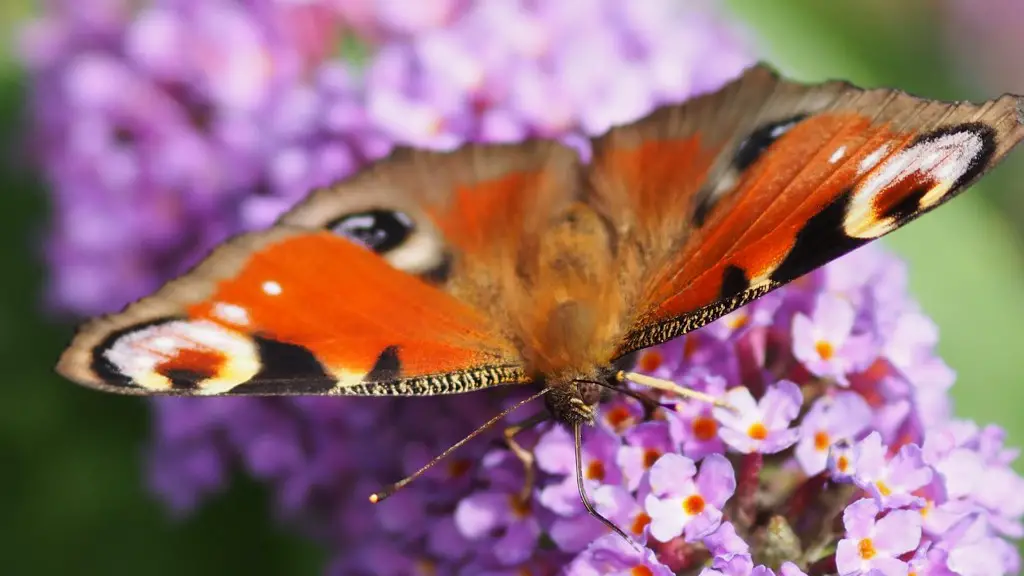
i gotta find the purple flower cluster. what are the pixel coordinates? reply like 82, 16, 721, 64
146, 243, 1024, 575
20, 0, 750, 316
22, 1, 1024, 574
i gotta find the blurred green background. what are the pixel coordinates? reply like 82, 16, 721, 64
2, 1, 1023, 574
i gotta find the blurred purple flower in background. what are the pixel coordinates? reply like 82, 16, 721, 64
20, 0, 1024, 574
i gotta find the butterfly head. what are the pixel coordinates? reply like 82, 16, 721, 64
542, 364, 624, 426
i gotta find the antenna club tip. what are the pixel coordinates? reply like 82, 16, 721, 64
369, 493, 381, 504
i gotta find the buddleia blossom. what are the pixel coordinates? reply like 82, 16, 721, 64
20, 0, 752, 316
144, 242, 1024, 575
18, 0, 384, 315
23, 1, 1024, 575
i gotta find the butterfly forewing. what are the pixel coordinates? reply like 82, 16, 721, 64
587, 65, 1024, 358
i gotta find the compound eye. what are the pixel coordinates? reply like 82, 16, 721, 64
329, 209, 415, 254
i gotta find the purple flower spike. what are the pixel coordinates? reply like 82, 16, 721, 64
713, 381, 803, 454
851, 432, 933, 509
567, 534, 673, 576
644, 453, 736, 542
795, 392, 871, 475
835, 498, 922, 576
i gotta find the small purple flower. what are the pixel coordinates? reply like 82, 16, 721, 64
618, 421, 675, 491
669, 373, 728, 460
792, 293, 873, 385
644, 453, 735, 543
535, 424, 623, 514
591, 485, 654, 541
712, 381, 803, 454
535, 424, 623, 552
851, 432, 933, 509
835, 498, 922, 576
454, 485, 542, 566
827, 439, 857, 481
701, 562, 808, 576
937, 516, 1019, 576
795, 392, 872, 475
566, 534, 673, 576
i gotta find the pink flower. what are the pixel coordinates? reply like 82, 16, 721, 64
712, 381, 803, 454
835, 498, 922, 576
644, 453, 735, 542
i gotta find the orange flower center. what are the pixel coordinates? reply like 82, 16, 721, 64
683, 336, 700, 359
586, 460, 606, 481
816, 340, 835, 360
726, 312, 749, 330
747, 422, 768, 440
682, 494, 706, 515
605, 405, 634, 431
631, 512, 652, 535
631, 567, 654, 576
447, 459, 471, 478
508, 495, 532, 518
415, 559, 437, 576
692, 415, 719, 441
858, 538, 876, 559
876, 481, 892, 497
814, 431, 831, 451
638, 350, 663, 373
836, 455, 850, 473
642, 448, 662, 469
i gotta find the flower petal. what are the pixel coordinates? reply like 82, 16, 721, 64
696, 453, 736, 508
647, 453, 697, 496
873, 510, 922, 556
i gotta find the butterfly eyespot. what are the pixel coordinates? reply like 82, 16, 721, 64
91, 318, 260, 394
329, 209, 415, 254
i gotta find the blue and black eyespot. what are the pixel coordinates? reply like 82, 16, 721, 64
329, 209, 416, 254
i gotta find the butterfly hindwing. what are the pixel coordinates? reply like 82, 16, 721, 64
586, 64, 1024, 357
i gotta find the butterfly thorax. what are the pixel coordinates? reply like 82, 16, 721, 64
512, 203, 627, 426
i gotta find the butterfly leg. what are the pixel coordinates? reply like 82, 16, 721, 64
503, 411, 548, 505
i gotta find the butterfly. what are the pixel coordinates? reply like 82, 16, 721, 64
57, 63, 1024, 540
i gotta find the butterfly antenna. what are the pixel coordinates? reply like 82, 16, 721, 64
573, 422, 641, 550
370, 387, 551, 504
620, 370, 735, 411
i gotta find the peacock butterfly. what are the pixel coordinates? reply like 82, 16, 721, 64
56, 64, 1024, 540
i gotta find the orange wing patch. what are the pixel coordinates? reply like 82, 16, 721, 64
58, 229, 527, 396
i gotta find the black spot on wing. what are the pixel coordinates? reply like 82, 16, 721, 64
234, 336, 335, 394
693, 115, 808, 228
770, 189, 866, 285
328, 209, 415, 254
734, 115, 808, 172
90, 317, 180, 389
364, 345, 402, 383
693, 195, 713, 228
162, 369, 206, 390
720, 265, 750, 299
